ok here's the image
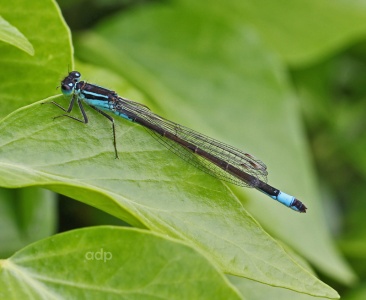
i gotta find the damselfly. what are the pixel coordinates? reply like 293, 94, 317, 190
47, 71, 307, 213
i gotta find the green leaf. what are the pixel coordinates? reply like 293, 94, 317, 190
228, 275, 335, 300
0, 0, 70, 259
74, 1, 354, 285
0, 0, 72, 119
0, 15, 34, 55
228, 243, 330, 299
0, 226, 242, 299
177, 0, 366, 66
245, 0, 366, 66
0, 98, 338, 298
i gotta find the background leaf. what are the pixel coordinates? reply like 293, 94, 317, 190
184, 0, 366, 66
0, 0, 72, 118
0, 15, 34, 55
0, 187, 57, 258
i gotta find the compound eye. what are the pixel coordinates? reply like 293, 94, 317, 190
70, 71, 81, 81
64, 82, 73, 90
61, 81, 74, 95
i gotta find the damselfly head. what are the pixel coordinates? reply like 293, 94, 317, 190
60, 71, 81, 96
61, 78, 75, 96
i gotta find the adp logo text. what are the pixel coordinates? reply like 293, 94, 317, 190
85, 248, 112, 262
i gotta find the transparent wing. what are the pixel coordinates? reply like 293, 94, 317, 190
119, 98, 268, 187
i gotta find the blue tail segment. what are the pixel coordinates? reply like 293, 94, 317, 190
269, 191, 307, 212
